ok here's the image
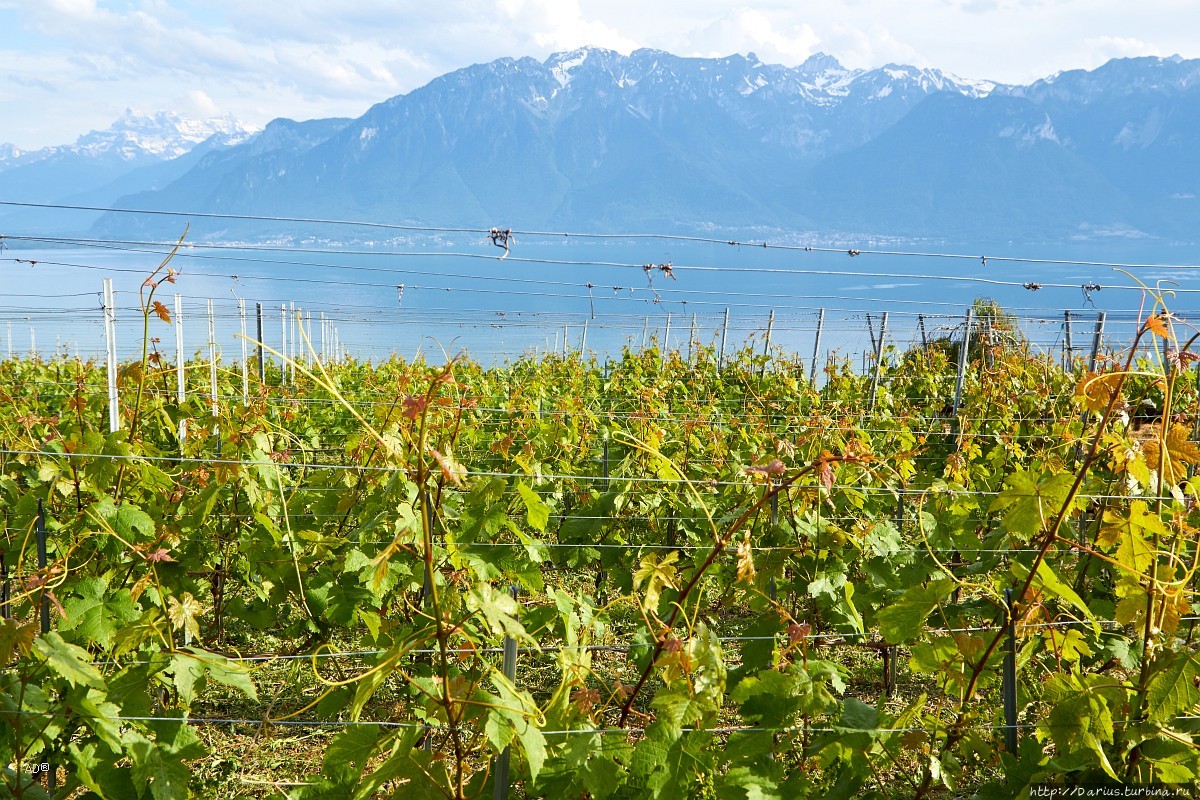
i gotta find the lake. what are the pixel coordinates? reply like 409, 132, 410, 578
2, 233, 1199, 366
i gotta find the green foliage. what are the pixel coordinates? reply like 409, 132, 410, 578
2, 292, 1200, 798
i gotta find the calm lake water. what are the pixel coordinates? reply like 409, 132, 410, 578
2, 234, 1199, 365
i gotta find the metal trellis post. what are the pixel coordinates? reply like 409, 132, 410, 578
37, 499, 54, 791
762, 309, 774, 378
289, 301, 297, 382
868, 312, 888, 412
1003, 588, 1018, 753
952, 308, 974, 418
810, 309, 825, 385
493, 586, 520, 800
718, 307, 729, 373
208, 300, 219, 449
663, 313, 672, 363
256, 302, 265, 384
103, 279, 119, 432
37, 499, 48, 635
0, 558, 7, 621
1063, 310, 1074, 373
175, 294, 186, 443
1088, 311, 1106, 373
238, 299, 248, 406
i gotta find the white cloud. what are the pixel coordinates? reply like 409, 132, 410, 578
2, 1, 1200, 148
1085, 35, 1162, 62
821, 22, 926, 70
496, 0, 639, 53
177, 89, 221, 118
685, 8, 820, 64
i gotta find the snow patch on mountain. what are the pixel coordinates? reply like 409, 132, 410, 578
0, 110, 260, 171
74, 109, 259, 160
547, 48, 595, 88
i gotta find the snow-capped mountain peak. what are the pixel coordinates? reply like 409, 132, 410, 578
72, 109, 259, 160
0, 143, 26, 167
0, 110, 261, 172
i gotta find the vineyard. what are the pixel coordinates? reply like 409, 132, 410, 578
3, 259, 1200, 799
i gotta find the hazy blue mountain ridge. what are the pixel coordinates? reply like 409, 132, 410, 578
0, 111, 258, 235
3, 49, 1197, 242
93, 48, 1008, 238
104, 117, 354, 238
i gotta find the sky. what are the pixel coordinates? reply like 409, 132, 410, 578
0, 0, 1196, 149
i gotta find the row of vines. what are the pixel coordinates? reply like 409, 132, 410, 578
2, 278, 1200, 799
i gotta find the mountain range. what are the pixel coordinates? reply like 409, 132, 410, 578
2, 49, 1199, 242
0, 110, 258, 235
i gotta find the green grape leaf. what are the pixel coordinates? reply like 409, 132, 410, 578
838, 697, 880, 731
732, 669, 804, 727
807, 563, 847, 599
1098, 500, 1166, 575
70, 741, 141, 800
1012, 561, 1098, 633
519, 722, 547, 785
633, 550, 679, 611
989, 470, 1076, 541
129, 719, 206, 800
1146, 651, 1200, 725
517, 482, 551, 532
720, 765, 783, 800
166, 592, 204, 647
168, 650, 258, 708
467, 583, 529, 642
60, 575, 139, 649
651, 691, 708, 734
34, 631, 104, 688
323, 725, 383, 784
877, 580, 954, 644
1041, 675, 1118, 780
74, 688, 126, 753
90, 496, 157, 541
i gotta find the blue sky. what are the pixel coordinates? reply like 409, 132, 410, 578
1, 0, 1196, 149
